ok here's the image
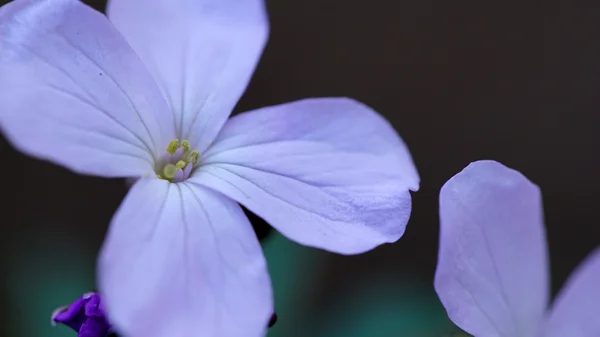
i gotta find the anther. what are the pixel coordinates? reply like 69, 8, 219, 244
167, 139, 180, 155
187, 150, 200, 165
181, 140, 191, 153
175, 160, 187, 170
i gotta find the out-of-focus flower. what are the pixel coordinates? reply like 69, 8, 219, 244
0, 1, 420, 337
435, 160, 600, 337
52, 292, 112, 337
52, 292, 277, 337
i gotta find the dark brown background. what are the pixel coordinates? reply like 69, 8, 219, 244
1, 0, 599, 336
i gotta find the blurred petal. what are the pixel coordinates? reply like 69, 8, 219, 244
98, 179, 272, 337
192, 98, 419, 254
52, 299, 86, 330
539, 248, 600, 337
107, 0, 269, 152
78, 318, 111, 337
51, 305, 70, 326
0, 0, 173, 177
435, 160, 549, 337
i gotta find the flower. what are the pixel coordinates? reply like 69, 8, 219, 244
51, 292, 112, 337
435, 160, 600, 337
0, 1, 420, 337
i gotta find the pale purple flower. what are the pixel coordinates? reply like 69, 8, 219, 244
51, 292, 112, 337
435, 160, 600, 337
0, 0, 420, 337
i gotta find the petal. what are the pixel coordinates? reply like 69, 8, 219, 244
107, 0, 269, 152
435, 160, 549, 337
0, 0, 174, 177
191, 98, 419, 254
538, 248, 600, 337
98, 178, 272, 337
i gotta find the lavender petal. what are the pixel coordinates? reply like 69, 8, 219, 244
0, 0, 174, 177
539, 248, 600, 337
98, 179, 272, 337
192, 98, 419, 254
107, 0, 269, 153
435, 160, 549, 337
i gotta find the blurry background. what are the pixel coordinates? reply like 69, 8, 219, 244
1, 0, 600, 336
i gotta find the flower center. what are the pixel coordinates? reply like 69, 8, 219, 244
156, 139, 199, 183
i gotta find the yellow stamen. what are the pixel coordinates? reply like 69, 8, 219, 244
166, 139, 180, 155
181, 140, 191, 153
158, 139, 199, 182
187, 150, 200, 165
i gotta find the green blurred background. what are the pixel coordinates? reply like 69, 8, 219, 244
4, 232, 455, 337
2, 0, 600, 336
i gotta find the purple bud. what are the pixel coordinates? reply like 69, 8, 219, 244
52, 292, 112, 337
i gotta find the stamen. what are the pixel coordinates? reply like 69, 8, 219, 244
188, 150, 200, 165
181, 140, 191, 153
157, 139, 199, 183
166, 139, 180, 155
